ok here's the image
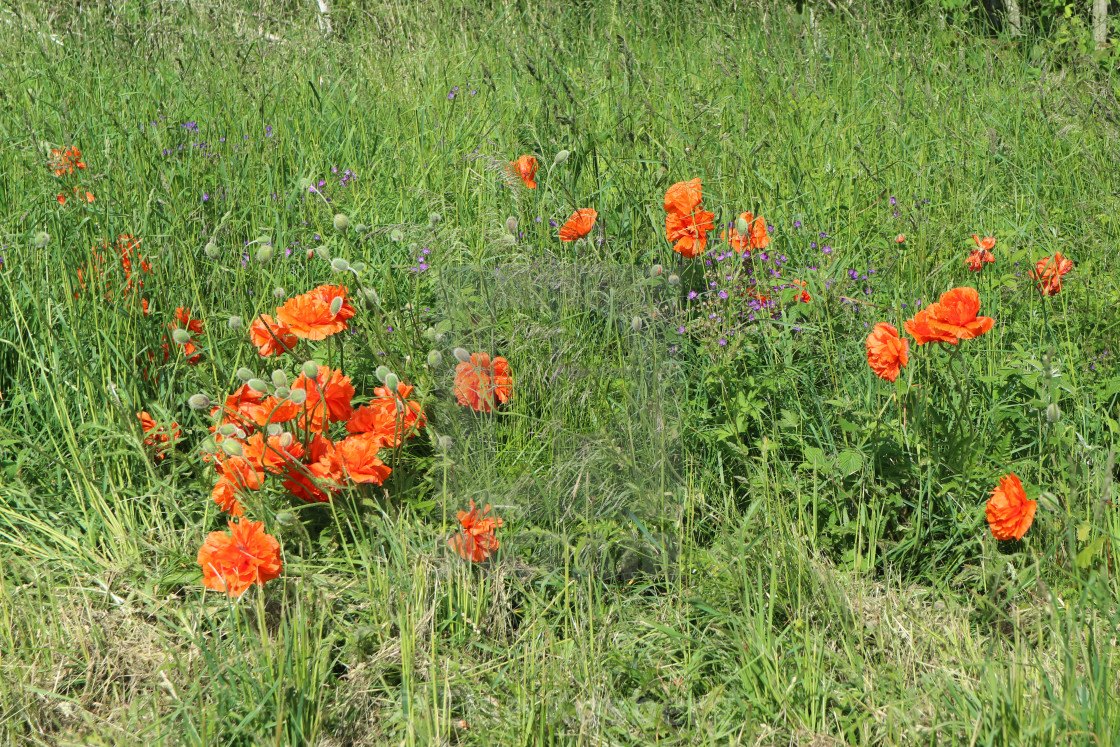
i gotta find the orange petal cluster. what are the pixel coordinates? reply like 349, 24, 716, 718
1029, 253, 1073, 296
448, 500, 503, 562
721, 211, 770, 253
865, 323, 909, 382
559, 209, 597, 242
454, 353, 513, 413
663, 179, 715, 258
904, 287, 994, 346
276, 285, 356, 340
74, 235, 152, 314
986, 474, 1037, 541
49, 146, 86, 176
249, 314, 298, 357
197, 519, 283, 597
511, 155, 537, 189
137, 411, 180, 461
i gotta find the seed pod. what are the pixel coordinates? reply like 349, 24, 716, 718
1046, 403, 1061, 422
651, 264, 663, 277
429, 212, 442, 225
218, 423, 237, 437
329, 296, 343, 315
315, 245, 330, 261
453, 347, 471, 363
204, 241, 219, 259
228, 316, 243, 330
171, 328, 192, 345
271, 370, 289, 389
32, 231, 50, 248
631, 316, 644, 332
506, 216, 518, 235
236, 367, 255, 382
427, 350, 443, 367
289, 389, 307, 405
247, 378, 269, 393
438, 435, 453, 450
375, 365, 390, 382
188, 393, 211, 410
384, 373, 399, 392
330, 257, 350, 272
333, 213, 350, 232
273, 287, 286, 300
302, 360, 320, 378
735, 217, 749, 236
221, 439, 244, 457
668, 274, 680, 286
553, 149, 570, 165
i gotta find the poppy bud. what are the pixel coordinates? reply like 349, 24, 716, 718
273, 287, 286, 300
429, 212, 442, 226
302, 361, 320, 378
228, 316, 243, 330
375, 365, 390, 382
171, 328, 192, 345
384, 373, 399, 392
204, 241, 219, 259
352, 261, 366, 273
276, 511, 295, 525
363, 288, 380, 307
279, 432, 293, 448
274, 386, 290, 399
256, 245, 273, 264
453, 347, 471, 363
427, 350, 443, 367
221, 439, 243, 457
329, 296, 343, 315
234, 427, 247, 440
33, 231, 50, 248
1046, 403, 1061, 422
506, 216, 518, 235
266, 423, 282, 437
651, 264, 663, 277
553, 149, 570, 165
201, 438, 217, 454
271, 370, 288, 389
218, 423, 238, 437
289, 389, 307, 405
668, 274, 680, 285
390, 229, 404, 242
735, 217, 750, 236
247, 378, 269, 394
255, 234, 272, 246
236, 367, 255, 382
631, 316, 643, 332
188, 393, 211, 410
333, 213, 350, 232
354, 223, 369, 235
434, 332, 446, 343
315, 245, 330, 261
425, 327, 437, 341
438, 435, 453, 450
330, 258, 350, 272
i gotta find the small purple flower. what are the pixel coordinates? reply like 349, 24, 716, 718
890, 196, 897, 206
822, 246, 832, 254
202, 193, 210, 202
718, 338, 727, 346
718, 290, 729, 299
182, 122, 198, 133
794, 220, 802, 228
688, 291, 698, 300
677, 326, 685, 334
265, 125, 273, 137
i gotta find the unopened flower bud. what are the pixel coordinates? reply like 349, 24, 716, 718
255, 234, 271, 246
236, 367, 255, 382
425, 327, 437, 341
631, 316, 644, 332
188, 393, 211, 410
429, 212, 442, 225
1046, 403, 1061, 422
375, 365, 390, 382
33, 231, 50, 248
735, 218, 750, 236
506, 216, 518, 235
651, 264, 663, 277
363, 288, 380, 307
438, 435, 454, 450
204, 241, 219, 259
353, 223, 369, 235
279, 432, 293, 448
273, 287, 286, 300
218, 423, 237, 437
330, 258, 350, 273
384, 373, 399, 392
221, 439, 243, 457
333, 213, 350, 232
427, 350, 443, 367
271, 370, 288, 389
668, 274, 680, 285
351, 261, 366, 273
302, 361, 320, 378
171, 328, 192, 345
289, 389, 307, 405
234, 427, 247, 440
553, 149, 570, 165
266, 423, 282, 437
257, 244, 274, 264
274, 386, 290, 399
315, 245, 330, 261
228, 316, 243, 330
247, 378, 269, 393
390, 229, 404, 242
276, 511, 295, 525
329, 296, 343, 315
453, 347, 471, 363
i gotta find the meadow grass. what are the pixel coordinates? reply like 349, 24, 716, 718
1, 1, 1119, 744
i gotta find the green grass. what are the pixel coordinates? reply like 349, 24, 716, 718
1, 1, 1119, 744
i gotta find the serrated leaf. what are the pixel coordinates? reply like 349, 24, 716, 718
837, 450, 863, 478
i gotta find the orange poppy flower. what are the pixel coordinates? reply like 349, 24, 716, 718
282, 435, 341, 503
448, 499, 503, 562
558, 209, 597, 242
1029, 254, 1074, 296
985, 473, 1037, 541
904, 287, 994, 345
454, 353, 513, 412
721, 212, 770, 253
197, 518, 283, 597
275, 284, 356, 340
210, 384, 270, 432
791, 279, 810, 304
972, 235, 996, 252
865, 323, 909, 382
966, 249, 994, 272
665, 209, 716, 258
663, 179, 703, 216
249, 314, 297, 357
346, 402, 402, 447
137, 411, 181, 460
49, 146, 86, 176
292, 365, 354, 427
211, 478, 246, 517
335, 434, 392, 485
511, 155, 538, 189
